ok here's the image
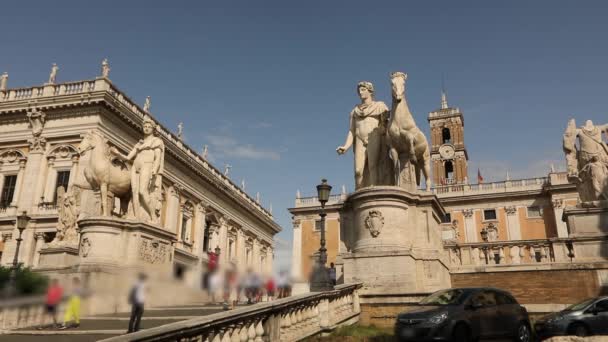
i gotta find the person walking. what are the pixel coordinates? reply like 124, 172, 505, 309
41, 279, 63, 329
127, 273, 147, 333
265, 276, 275, 302
60, 277, 81, 329
329, 263, 337, 286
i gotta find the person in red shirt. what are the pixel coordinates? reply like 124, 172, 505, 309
265, 277, 276, 302
44, 279, 63, 328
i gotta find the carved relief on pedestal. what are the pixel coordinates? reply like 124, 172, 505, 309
139, 239, 169, 264
364, 210, 384, 238
80, 237, 91, 257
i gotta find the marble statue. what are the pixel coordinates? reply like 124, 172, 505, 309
177, 122, 184, 140
51, 186, 80, 246
48, 63, 59, 84
563, 119, 608, 204
387, 72, 431, 191
0, 72, 7, 91
202, 145, 208, 159
78, 131, 132, 217
256, 192, 260, 204
101, 58, 110, 78
144, 96, 151, 112
337, 81, 390, 189
224, 164, 231, 176
111, 116, 165, 223
241, 179, 246, 189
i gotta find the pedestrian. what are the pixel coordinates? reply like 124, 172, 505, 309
60, 277, 81, 329
41, 279, 63, 329
329, 263, 337, 286
127, 273, 147, 333
265, 276, 275, 301
277, 271, 289, 299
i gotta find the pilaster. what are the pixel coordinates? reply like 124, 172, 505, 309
291, 218, 302, 279
505, 206, 521, 240
552, 199, 568, 238
462, 209, 477, 242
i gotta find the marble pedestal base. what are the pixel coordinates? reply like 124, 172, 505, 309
37, 245, 80, 269
340, 186, 450, 296
563, 206, 608, 237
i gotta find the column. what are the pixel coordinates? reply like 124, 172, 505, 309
218, 217, 228, 266
33, 156, 49, 205
166, 186, 179, 232
193, 203, 207, 257
291, 218, 302, 279
32, 232, 45, 267
67, 155, 79, 190
552, 199, 568, 238
236, 229, 245, 272
0, 173, 5, 201
208, 223, 220, 253
463, 209, 477, 242
253, 238, 261, 273
12, 159, 27, 208
43, 157, 57, 203
266, 246, 273, 274
505, 206, 522, 240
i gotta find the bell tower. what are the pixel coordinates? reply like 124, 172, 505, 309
428, 91, 469, 185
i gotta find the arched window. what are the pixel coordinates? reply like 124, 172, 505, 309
445, 161, 454, 180
442, 128, 451, 144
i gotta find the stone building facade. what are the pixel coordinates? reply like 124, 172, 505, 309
0, 68, 280, 282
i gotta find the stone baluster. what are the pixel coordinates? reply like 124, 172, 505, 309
247, 320, 256, 341
211, 329, 222, 342
498, 247, 505, 264
510, 246, 520, 264
519, 245, 527, 263
478, 248, 485, 264
540, 245, 547, 261
221, 327, 232, 342
230, 324, 240, 342
529, 246, 537, 262
238, 324, 248, 342
254, 319, 264, 342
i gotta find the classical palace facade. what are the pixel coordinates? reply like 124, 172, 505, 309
0, 65, 281, 282
289, 94, 579, 281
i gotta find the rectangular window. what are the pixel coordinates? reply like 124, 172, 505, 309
483, 209, 497, 221
443, 213, 452, 223
527, 206, 542, 218
0, 175, 17, 208
180, 217, 188, 241
203, 221, 210, 252
54, 171, 71, 204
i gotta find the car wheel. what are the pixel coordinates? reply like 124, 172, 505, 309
570, 323, 589, 337
452, 323, 471, 342
513, 322, 531, 342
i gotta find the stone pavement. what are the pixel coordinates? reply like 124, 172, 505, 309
0, 303, 230, 342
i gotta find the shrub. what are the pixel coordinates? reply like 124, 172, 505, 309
0, 265, 48, 298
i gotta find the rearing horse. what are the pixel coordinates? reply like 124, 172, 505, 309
78, 131, 132, 216
387, 72, 431, 191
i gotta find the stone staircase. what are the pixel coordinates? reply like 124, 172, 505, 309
2, 303, 227, 342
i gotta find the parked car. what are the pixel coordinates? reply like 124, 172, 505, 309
394, 287, 531, 342
534, 296, 608, 339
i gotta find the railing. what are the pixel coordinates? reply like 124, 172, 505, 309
445, 239, 561, 267
428, 107, 461, 118
35, 202, 58, 215
295, 194, 346, 208
0, 295, 68, 330
433, 177, 549, 197
101, 283, 362, 342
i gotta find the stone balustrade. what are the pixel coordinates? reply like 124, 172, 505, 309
0, 78, 272, 220
101, 283, 362, 342
295, 194, 346, 208
0, 295, 67, 330
433, 176, 549, 197
446, 239, 556, 268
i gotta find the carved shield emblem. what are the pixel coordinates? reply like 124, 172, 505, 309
364, 210, 384, 238
80, 237, 91, 257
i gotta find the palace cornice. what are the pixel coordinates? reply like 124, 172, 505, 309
0, 78, 281, 234
437, 189, 545, 205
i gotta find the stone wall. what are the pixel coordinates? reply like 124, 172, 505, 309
452, 269, 605, 304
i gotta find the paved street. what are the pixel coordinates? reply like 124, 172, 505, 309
0, 303, 228, 342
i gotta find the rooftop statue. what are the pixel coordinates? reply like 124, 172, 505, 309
111, 116, 165, 223
0, 72, 7, 91
563, 119, 608, 204
387, 72, 431, 191
101, 58, 110, 78
48, 63, 59, 84
337, 81, 389, 189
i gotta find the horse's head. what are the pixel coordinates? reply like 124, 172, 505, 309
390, 72, 407, 101
78, 131, 106, 155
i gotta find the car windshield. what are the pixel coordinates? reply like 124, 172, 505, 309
564, 298, 596, 311
419, 289, 465, 306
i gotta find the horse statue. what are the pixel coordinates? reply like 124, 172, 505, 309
387, 72, 431, 191
77, 131, 131, 217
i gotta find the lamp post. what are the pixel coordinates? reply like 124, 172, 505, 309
480, 228, 489, 264
310, 179, 333, 292
7, 211, 30, 297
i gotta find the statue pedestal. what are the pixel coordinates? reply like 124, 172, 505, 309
37, 245, 80, 270
340, 187, 450, 297
563, 205, 608, 237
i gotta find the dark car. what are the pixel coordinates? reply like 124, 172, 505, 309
534, 296, 608, 339
394, 287, 531, 342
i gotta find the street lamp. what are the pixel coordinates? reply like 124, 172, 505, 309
7, 211, 30, 297
479, 228, 489, 264
310, 179, 334, 292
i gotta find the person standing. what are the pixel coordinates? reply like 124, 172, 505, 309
127, 273, 147, 333
329, 263, 337, 286
60, 277, 81, 329
265, 276, 275, 302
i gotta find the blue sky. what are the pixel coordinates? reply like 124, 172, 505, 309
2, 1, 608, 271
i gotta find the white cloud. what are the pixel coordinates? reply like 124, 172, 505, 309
207, 135, 281, 160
